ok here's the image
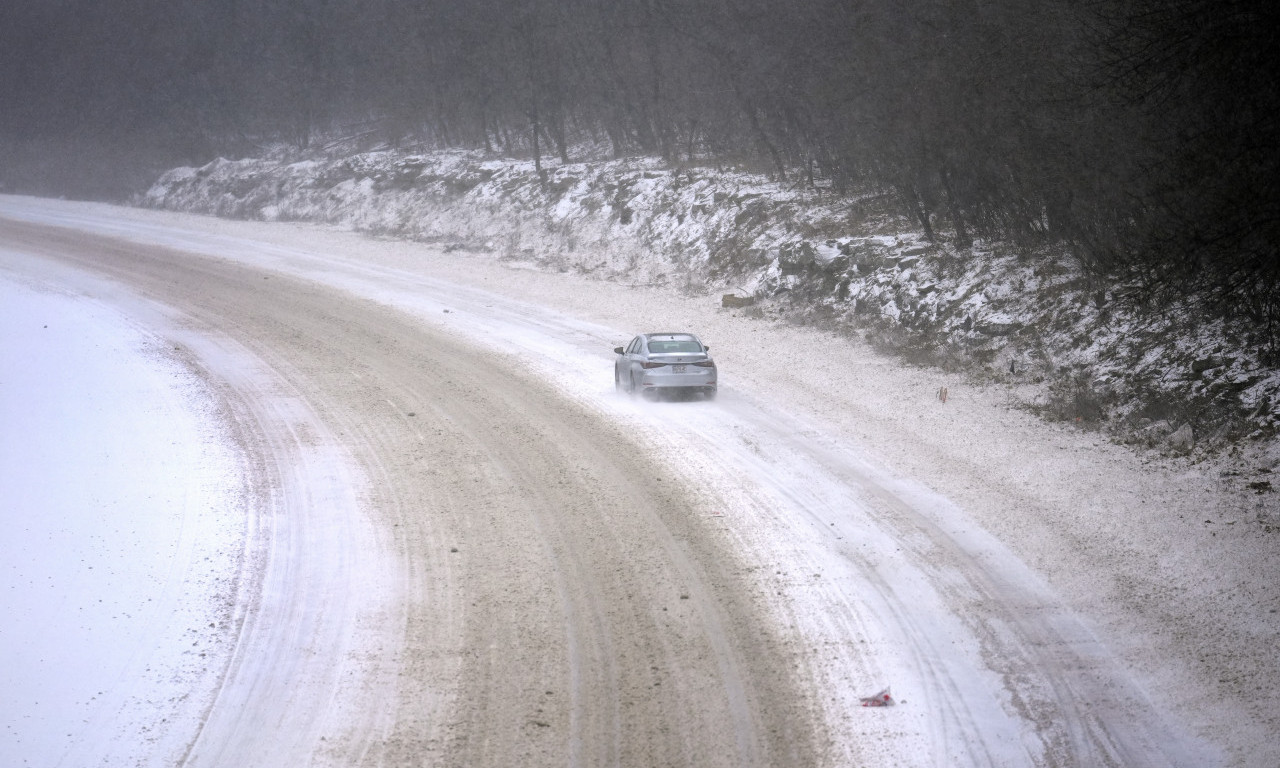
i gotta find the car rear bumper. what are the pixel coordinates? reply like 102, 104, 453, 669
640, 371, 716, 389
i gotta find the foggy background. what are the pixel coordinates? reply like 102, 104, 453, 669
1, 0, 1277, 330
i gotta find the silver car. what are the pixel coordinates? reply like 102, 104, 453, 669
614, 332, 717, 400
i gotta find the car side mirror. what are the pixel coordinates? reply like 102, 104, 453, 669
614, 347, 625, 355
703, 346, 710, 352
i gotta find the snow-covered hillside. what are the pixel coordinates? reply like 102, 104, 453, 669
141, 147, 1280, 474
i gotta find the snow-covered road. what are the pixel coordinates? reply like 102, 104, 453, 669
2, 195, 1274, 766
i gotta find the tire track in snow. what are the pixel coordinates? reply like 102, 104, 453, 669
0, 216, 822, 768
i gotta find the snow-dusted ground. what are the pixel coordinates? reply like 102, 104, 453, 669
2, 221, 395, 768
0, 259, 245, 766
1, 194, 1277, 767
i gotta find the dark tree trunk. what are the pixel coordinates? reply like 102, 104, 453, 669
528, 108, 544, 184
901, 184, 936, 242
940, 167, 972, 247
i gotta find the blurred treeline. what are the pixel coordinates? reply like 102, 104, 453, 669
2, 0, 1277, 335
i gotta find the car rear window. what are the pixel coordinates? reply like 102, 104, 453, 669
648, 340, 702, 353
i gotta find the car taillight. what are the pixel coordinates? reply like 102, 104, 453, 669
692, 360, 716, 367
642, 361, 666, 369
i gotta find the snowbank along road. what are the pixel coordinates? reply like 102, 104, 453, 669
2, 195, 1275, 767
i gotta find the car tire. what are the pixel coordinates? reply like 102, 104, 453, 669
704, 388, 718, 401
615, 368, 626, 393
